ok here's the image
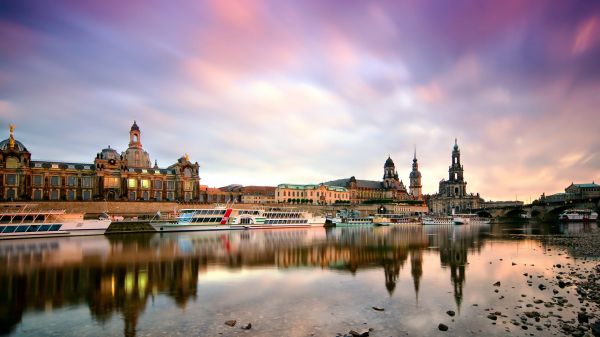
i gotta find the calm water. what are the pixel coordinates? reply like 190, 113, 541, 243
0, 222, 597, 337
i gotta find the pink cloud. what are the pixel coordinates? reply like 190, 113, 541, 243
572, 16, 600, 55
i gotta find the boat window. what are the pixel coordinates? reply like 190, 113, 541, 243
39, 225, 51, 231
16, 225, 29, 232
27, 225, 40, 232
49, 224, 61, 231
3, 226, 16, 233
0, 226, 4, 233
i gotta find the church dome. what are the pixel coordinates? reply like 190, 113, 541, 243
384, 156, 395, 168
0, 138, 28, 152
100, 146, 119, 160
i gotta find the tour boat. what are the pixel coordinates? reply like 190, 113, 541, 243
372, 213, 420, 226
150, 207, 326, 232
0, 206, 112, 240
422, 216, 453, 225
229, 208, 326, 229
327, 209, 374, 227
559, 209, 598, 222
150, 207, 234, 232
452, 214, 491, 225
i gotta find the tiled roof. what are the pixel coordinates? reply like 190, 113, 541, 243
325, 178, 383, 189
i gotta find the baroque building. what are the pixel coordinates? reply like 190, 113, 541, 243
0, 122, 201, 202
275, 183, 349, 205
428, 139, 483, 214
325, 156, 412, 204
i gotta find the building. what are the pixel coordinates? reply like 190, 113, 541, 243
0, 122, 201, 202
538, 182, 600, 204
564, 182, 600, 199
240, 186, 276, 204
325, 156, 412, 204
428, 139, 483, 214
275, 183, 349, 205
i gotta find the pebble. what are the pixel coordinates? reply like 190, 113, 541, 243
438, 324, 448, 331
224, 320, 236, 327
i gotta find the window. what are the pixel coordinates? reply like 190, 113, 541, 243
184, 181, 193, 191
67, 176, 77, 187
50, 190, 59, 200
155, 191, 162, 201
104, 177, 119, 188
33, 189, 42, 200
67, 190, 76, 200
33, 175, 43, 186
6, 174, 17, 186
50, 176, 60, 186
142, 191, 149, 200
184, 192, 191, 201
141, 179, 150, 189
81, 176, 92, 188
6, 189, 15, 200
82, 190, 91, 200
129, 191, 136, 200
154, 180, 163, 189
184, 168, 192, 178
128, 178, 137, 188
6, 157, 19, 168
166, 181, 175, 190
167, 192, 174, 201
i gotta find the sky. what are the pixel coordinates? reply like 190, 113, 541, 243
1, 0, 600, 201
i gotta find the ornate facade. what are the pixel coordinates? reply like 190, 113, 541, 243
428, 139, 483, 214
275, 183, 349, 205
0, 122, 201, 202
326, 156, 412, 204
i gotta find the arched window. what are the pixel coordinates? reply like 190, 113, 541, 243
6, 157, 19, 168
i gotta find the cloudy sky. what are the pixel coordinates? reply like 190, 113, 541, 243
1, 0, 599, 201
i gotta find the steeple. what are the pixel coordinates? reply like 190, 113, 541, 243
409, 147, 422, 198
129, 121, 142, 149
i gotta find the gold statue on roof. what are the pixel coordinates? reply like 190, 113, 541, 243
8, 124, 15, 148
184, 153, 190, 161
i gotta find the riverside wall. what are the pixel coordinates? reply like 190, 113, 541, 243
0, 201, 428, 217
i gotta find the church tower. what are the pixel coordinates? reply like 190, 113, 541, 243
383, 156, 398, 189
442, 139, 467, 197
409, 148, 422, 198
123, 121, 151, 168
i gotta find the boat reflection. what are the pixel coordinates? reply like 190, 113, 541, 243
0, 224, 491, 336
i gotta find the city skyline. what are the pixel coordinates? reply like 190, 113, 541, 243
2, 1, 600, 200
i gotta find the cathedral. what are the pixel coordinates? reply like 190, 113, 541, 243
428, 139, 483, 214
326, 154, 422, 204
0, 122, 201, 202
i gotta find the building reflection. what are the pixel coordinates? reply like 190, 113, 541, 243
0, 224, 489, 336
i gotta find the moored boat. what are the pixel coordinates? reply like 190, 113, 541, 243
559, 209, 598, 222
452, 214, 491, 225
422, 216, 453, 225
0, 206, 111, 240
150, 206, 326, 232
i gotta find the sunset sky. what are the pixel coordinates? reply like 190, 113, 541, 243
1, 0, 599, 201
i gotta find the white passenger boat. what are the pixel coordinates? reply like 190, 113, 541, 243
559, 209, 598, 222
422, 216, 453, 225
0, 206, 111, 240
150, 207, 326, 232
452, 214, 491, 225
327, 209, 373, 227
372, 213, 419, 226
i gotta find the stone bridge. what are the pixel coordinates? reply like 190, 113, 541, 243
473, 197, 600, 221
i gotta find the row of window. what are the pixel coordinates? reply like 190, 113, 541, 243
3, 175, 194, 191
184, 217, 223, 223
278, 190, 348, 198
265, 220, 308, 224
0, 224, 62, 234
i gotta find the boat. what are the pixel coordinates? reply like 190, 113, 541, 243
150, 206, 326, 232
372, 213, 420, 226
150, 206, 234, 232
452, 214, 491, 225
229, 208, 326, 229
559, 209, 598, 222
327, 209, 374, 227
0, 205, 112, 240
422, 216, 453, 225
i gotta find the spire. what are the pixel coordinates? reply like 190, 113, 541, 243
453, 138, 459, 151
413, 145, 416, 160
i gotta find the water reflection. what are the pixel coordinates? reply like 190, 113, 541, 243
0, 222, 593, 336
